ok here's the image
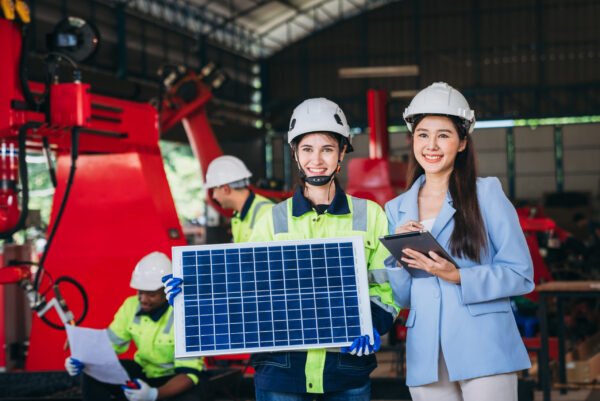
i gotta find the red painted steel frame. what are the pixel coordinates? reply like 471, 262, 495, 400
161, 74, 291, 214
0, 18, 185, 370
26, 153, 185, 370
367, 89, 389, 160
346, 90, 405, 206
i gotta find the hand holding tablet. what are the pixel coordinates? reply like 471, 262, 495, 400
379, 231, 460, 282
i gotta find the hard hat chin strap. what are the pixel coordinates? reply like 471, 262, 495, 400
295, 157, 341, 187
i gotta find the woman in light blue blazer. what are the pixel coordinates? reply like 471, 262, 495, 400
385, 82, 534, 401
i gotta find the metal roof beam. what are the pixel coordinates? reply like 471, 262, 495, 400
206, 0, 273, 35
276, 0, 301, 11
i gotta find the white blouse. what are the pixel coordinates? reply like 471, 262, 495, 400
420, 217, 435, 232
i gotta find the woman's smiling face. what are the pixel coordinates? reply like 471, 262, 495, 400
296, 133, 345, 179
412, 115, 466, 178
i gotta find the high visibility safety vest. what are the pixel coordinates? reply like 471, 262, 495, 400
231, 192, 273, 243
107, 296, 204, 384
248, 186, 399, 394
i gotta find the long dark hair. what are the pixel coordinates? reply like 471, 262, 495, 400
407, 114, 487, 262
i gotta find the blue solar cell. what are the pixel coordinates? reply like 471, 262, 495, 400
175, 240, 369, 355
341, 256, 354, 265
311, 253, 325, 262
214, 314, 228, 324
327, 258, 341, 267
274, 323, 288, 334
260, 331, 273, 341
212, 254, 225, 264
243, 312, 257, 323
255, 261, 268, 271
303, 318, 316, 328
231, 334, 244, 344
312, 258, 325, 268
183, 266, 196, 276
314, 268, 327, 279
229, 307, 244, 325
226, 256, 239, 265
229, 302, 242, 313
184, 285, 198, 295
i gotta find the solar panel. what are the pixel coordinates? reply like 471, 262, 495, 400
172, 237, 373, 357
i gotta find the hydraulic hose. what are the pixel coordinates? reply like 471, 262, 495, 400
0, 121, 40, 240
40, 275, 88, 330
34, 127, 80, 301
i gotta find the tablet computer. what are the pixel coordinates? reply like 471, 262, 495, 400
379, 231, 458, 278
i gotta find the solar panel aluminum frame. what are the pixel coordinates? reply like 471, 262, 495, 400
172, 236, 373, 358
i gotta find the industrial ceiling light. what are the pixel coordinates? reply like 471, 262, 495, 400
338, 65, 419, 79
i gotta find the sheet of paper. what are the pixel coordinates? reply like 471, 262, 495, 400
65, 324, 130, 385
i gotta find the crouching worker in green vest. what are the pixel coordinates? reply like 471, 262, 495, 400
204, 155, 273, 243
64, 252, 205, 401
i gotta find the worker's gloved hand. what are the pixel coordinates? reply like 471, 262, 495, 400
341, 328, 381, 356
162, 274, 182, 306
122, 379, 158, 401
65, 356, 85, 376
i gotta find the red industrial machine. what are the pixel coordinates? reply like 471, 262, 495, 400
0, 6, 264, 373
0, 5, 290, 375
0, 11, 190, 370
346, 89, 407, 205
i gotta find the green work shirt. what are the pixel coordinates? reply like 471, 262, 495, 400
107, 296, 204, 384
231, 192, 273, 243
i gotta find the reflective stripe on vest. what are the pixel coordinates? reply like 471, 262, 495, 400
272, 196, 367, 234
107, 328, 129, 348
250, 201, 271, 229
133, 305, 142, 324
351, 197, 367, 232
371, 296, 397, 316
368, 269, 388, 284
163, 312, 174, 334
158, 362, 175, 370
272, 201, 289, 235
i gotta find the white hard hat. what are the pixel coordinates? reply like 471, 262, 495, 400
204, 155, 252, 189
403, 82, 476, 134
130, 252, 172, 291
288, 98, 353, 152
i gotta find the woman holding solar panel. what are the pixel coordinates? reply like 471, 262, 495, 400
165, 97, 399, 401
384, 82, 534, 401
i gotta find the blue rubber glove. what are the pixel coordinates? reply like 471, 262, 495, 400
341, 328, 381, 356
65, 356, 85, 376
162, 274, 182, 306
121, 378, 158, 401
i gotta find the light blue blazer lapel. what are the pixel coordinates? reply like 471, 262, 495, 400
430, 191, 456, 239
397, 176, 425, 226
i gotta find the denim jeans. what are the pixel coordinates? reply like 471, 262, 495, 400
256, 381, 371, 401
